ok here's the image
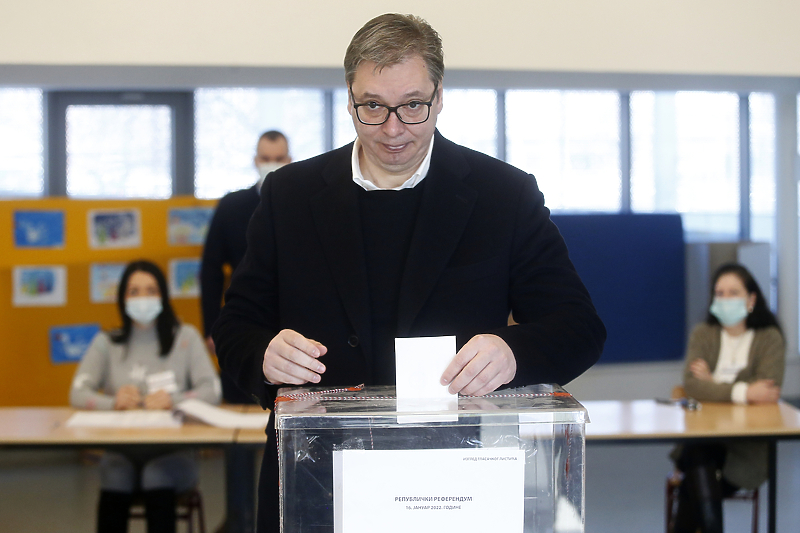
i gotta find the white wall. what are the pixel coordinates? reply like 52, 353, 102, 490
1, 0, 800, 77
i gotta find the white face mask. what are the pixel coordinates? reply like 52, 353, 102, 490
125, 296, 163, 326
256, 162, 286, 191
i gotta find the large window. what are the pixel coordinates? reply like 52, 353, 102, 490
0, 88, 44, 197
630, 91, 740, 238
46, 92, 194, 198
194, 89, 326, 199
506, 90, 621, 212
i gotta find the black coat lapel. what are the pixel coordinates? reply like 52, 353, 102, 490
397, 132, 477, 336
310, 152, 373, 368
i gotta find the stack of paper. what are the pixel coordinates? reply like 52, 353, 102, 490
175, 399, 271, 429
66, 410, 182, 428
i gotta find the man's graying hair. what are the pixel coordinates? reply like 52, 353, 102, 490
344, 14, 444, 88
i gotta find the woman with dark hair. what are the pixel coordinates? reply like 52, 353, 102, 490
672, 262, 784, 533
70, 260, 221, 533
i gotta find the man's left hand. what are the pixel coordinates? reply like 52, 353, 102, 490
440, 334, 516, 396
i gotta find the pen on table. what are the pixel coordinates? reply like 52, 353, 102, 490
655, 397, 701, 411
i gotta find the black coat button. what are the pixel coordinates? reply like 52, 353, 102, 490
348, 335, 359, 347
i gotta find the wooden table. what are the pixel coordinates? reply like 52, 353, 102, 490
583, 400, 800, 533
0, 406, 253, 532
0, 406, 238, 446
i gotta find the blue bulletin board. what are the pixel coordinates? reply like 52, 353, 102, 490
550, 214, 685, 363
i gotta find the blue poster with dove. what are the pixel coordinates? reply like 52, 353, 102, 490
50, 324, 101, 364
14, 211, 65, 248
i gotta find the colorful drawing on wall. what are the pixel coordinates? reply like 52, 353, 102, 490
169, 258, 201, 298
13, 266, 67, 307
88, 209, 141, 249
90, 263, 127, 303
50, 324, 101, 364
168, 207, 214, 245
14, 210, 65, 248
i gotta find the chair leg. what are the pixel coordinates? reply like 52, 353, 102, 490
182, 490, 205, 533
186, 495, 193, 533
196, 491, 206, 533
665, 473, 683, 533
666, 480, 675, 533
751, 488, 759, 533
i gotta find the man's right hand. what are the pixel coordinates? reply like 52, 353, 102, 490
262, 329, 327, 385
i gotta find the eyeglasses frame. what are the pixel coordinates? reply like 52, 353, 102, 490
349, 85, 439, 126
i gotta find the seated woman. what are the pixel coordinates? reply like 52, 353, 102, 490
70, 260, 221, 533
673, 262, 784, 533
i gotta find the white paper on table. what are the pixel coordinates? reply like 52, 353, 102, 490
333, 447, 525, 533
175, 399, 270, 429
66, 410, 182, 428
395, 336, 458, 423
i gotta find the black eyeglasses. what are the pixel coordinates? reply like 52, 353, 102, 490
350, 86, 438, 126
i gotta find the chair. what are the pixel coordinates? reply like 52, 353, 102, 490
665, 471, 759, 533
128, 488, 207, 533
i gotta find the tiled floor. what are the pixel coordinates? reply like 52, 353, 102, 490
2, 440, 799, 532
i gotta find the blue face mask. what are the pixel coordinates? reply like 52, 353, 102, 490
709, 297, 749, 327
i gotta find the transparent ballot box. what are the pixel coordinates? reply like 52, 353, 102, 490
275, 384, 588, 533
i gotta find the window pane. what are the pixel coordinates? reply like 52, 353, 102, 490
66, 105, 172, 198
506, 90, 620, 212
437, 89, 497, 157
195, 89, 325, 199
0, 88, 44, 197
750, 93, 775, 244
333, 89, 356, 149
630, 91, 739, 238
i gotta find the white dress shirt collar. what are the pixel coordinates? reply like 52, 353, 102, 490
350, 135, 435, 191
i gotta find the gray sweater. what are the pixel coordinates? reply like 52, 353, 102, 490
70, 323, 221, 410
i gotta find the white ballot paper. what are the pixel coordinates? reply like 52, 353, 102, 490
333, 447, 525, 533
395, 336, 458, 423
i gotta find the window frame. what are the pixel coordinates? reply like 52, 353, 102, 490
46, 91, 194, 197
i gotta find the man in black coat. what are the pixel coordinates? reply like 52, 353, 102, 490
213, 13, 605, 533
